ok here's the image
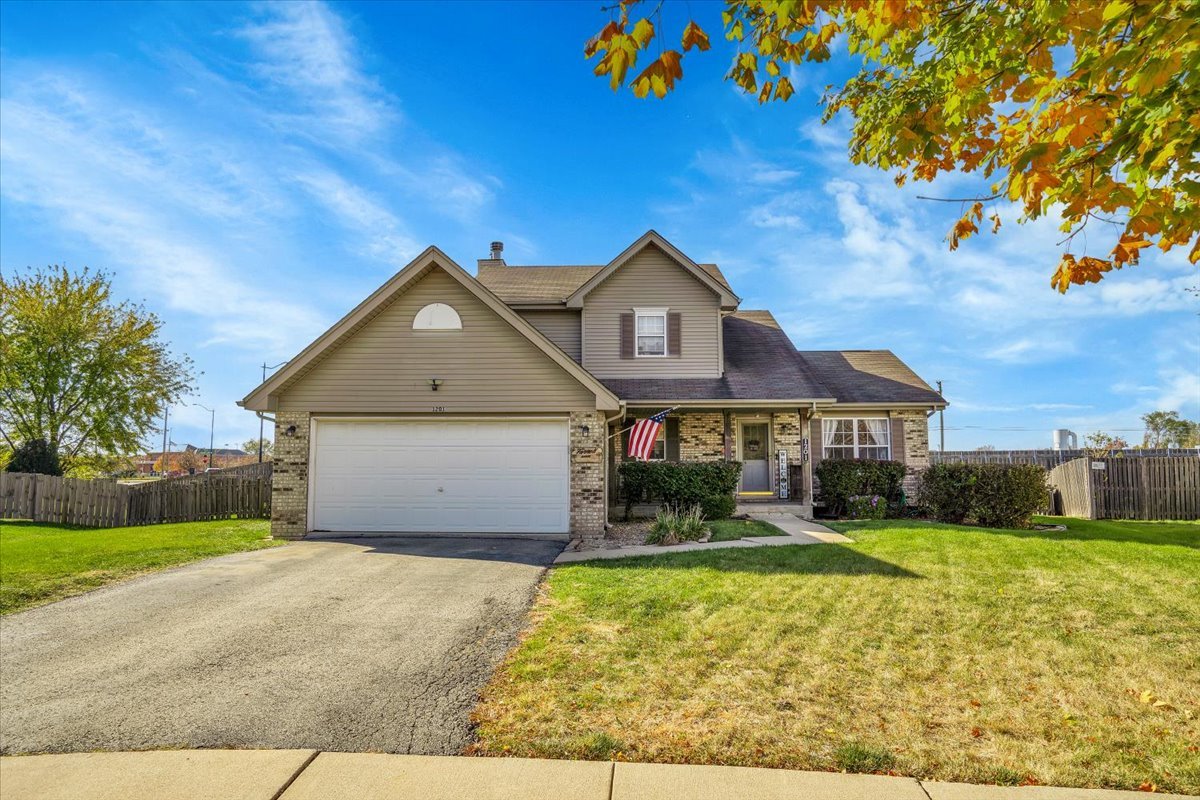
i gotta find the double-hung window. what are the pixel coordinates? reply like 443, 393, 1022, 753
634, 308, 667, 357
822, 418, 891, 460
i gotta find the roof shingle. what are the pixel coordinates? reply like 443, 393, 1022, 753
794, 350, 945, 405
477, 261, 733, 304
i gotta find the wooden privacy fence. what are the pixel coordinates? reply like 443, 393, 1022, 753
1047, 456, 1200, 520
0, 462, 272, 528
933, 447, 1195, 469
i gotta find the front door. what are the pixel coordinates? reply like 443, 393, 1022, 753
740, 422, 770, 493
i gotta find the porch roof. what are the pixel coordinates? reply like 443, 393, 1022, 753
795, 350, 946, 405
601, 312, 835, 403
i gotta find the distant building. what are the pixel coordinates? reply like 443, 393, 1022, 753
135, 445, 249, 476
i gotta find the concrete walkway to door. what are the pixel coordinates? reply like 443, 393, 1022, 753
0, 536, 562, 756
554, 516, 849, 564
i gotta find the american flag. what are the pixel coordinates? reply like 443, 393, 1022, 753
627, 409, 670, 461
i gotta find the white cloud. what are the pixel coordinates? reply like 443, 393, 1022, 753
294, 170, 421, 265
818, 178, 932, 301
0, 85, 327, 353
235, 2, 396, 142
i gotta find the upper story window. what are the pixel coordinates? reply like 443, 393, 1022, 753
634, 308, 667, 357
822, 418, 890, 460
412, 303, 462, 330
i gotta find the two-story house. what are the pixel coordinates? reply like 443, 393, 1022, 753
240, 231, 945, 540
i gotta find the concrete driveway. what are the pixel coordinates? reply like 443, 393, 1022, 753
0, 536, 563, 755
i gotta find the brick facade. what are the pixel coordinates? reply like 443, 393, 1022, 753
271, 411, 311, 539
570, 410, 606, 539
679, 412, 724, 460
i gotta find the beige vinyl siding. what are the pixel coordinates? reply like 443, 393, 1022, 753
582, 244, 722, 378
277, 267, 595, 412
517, 309, 582, 362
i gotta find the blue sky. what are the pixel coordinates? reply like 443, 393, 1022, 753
2, 0, 1197, 453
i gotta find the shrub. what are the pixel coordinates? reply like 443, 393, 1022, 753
815, 459, 907, 516
846, 494, 887, 519
972, 463, 1048, 528
918, 462, 1048, 528
699, 493, 737, 520
917, 463, 977, 523
618, 460, 742, 518
645, 505, 706, 545
5, 438, 63, 476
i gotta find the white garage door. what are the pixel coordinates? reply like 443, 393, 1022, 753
309, 418, 569, 533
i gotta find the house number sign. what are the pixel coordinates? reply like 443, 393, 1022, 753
778, 449, 790, 500
801, 437, 810, 463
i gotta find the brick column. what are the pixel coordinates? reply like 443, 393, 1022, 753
771, 411, 804, 499
680, 412, 724, 460
897, 410, 931, 498
271, 411, 311, 539
570, 411, 606, 539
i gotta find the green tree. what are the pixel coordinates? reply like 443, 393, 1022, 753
0, 266, 194, 474
1141, 410, 1200, 448
242, 437, 272, 459
1084, 431, 1129, 457
586, 1, 1199, 289
5, 438, 63, 476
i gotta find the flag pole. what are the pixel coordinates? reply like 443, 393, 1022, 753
606, 406, 679, 440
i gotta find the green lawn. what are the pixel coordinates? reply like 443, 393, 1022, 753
0, 518, 280, 614
471, 517, 1200, 794
706, 518, 789, 542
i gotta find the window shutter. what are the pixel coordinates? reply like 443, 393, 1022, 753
666, 416, 680, 461
890, 417, 906, 463
667, 312, 682, 356
620, 313, 634, 359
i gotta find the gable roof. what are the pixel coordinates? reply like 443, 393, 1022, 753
239, 247, 621, 411
601, 310, 834, 404
476, 258, 734, 306
795, 350, 946, 406
564, 230, 739, 309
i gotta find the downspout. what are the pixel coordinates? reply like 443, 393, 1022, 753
603, 402, 626, 530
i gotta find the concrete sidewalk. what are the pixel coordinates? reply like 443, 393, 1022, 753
555, 516, 850, 564
2, 750, 1191, 800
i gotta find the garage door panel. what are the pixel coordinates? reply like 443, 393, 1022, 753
311, 419, 570, 533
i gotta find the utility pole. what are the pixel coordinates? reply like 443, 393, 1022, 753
160, 406, 169, 475
936, 380, 945, 452
193, 403, 215, 470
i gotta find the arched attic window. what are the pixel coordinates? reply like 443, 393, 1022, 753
412, 303, 462, 331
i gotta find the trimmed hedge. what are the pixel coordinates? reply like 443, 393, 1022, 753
918, 463, 1048, 529
814, 459, 907, 516
618, 460, 742, 519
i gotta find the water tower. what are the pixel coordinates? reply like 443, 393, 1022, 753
1052, 429, 1077, 450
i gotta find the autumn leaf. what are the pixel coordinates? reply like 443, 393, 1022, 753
631, 51, 683, 99
1138, 781, 1158, 793
1111, 234, 1151, 266
681, 20, 710, 52
631, 17, 654, 48
585, 0, 1200, 291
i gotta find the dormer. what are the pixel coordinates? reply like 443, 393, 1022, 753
476, 231, 738, 379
